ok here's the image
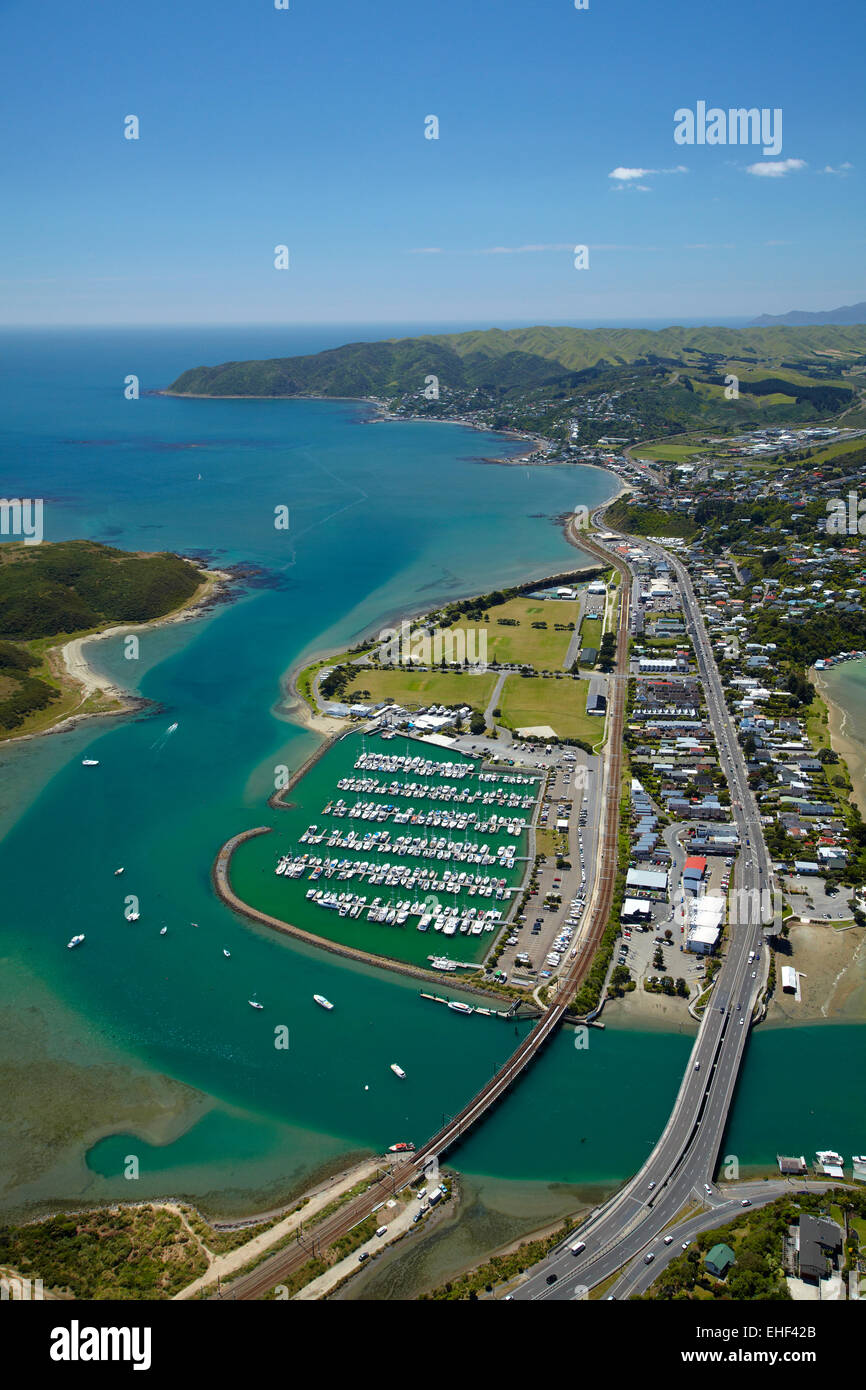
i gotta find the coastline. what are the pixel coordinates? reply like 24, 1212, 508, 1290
3, 565, 235, 749
161, 389, 552, 465
812, 665, 866, 817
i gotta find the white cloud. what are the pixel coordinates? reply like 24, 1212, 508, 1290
821, 162, 853, 175
608, 165, 687, 182
479, 243, 573, 254
746, 158, 806, 178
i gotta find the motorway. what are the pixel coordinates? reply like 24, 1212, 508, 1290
511, 513, 777, 1300
219, 513, 778, 1301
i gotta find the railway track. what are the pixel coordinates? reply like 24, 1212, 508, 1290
217, 527, 632, 1299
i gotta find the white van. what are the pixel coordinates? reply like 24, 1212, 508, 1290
375, 1225, 388, 1238
570, 1240, 586, 1256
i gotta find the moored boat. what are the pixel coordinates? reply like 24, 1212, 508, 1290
248, 999, 264, 1010
313, 994, 334, 1011
67, 934, 85, 949
390, 1063, 406, 1079
447, 1000, 473, 1014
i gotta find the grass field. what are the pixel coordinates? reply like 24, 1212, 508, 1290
497, 674, 604, 744
449, 595, 580, 670
579, 617, 603, 650
632, 442, 703, 462
805, 437, 866, 467
346, 667, 497, 712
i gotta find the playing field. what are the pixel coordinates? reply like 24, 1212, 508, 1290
345, 667, 497, 712
497, 674, 605, 744
449, 595, 580, 671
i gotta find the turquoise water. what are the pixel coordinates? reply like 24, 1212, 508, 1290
0, 328, 862, 1221
0, 327, 623, 1214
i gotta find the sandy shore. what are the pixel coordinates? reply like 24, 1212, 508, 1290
813, 668, 866, 816
174, 1154, 387, 1299
767, 918, 866, 1026
5, 565, 234, 748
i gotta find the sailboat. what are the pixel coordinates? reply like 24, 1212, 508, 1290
114, 867, 125, 876
248, 998, 264, 1010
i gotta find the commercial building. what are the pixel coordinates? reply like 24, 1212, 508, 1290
625, 868, 668, 897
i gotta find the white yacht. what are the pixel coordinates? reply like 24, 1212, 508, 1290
390, 1063, 406, 1079
67, 934, 85, 949
248, 999, 264, 1010
81, 759, 99, 767
313, 994, 334, 1011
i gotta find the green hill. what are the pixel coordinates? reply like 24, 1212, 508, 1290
167, 323, 866, 400
0, 541, 202, 732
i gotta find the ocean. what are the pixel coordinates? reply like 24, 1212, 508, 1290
0, 328, 861, 1235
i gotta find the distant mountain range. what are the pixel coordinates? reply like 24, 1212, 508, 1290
750, 302, 866, 327
168, 322, 866, 399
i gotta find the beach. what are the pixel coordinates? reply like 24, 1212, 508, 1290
5, 565, 234, 748
813, 664, 866, 816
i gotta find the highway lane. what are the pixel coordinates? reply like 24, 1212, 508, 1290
511, 516, 777, 1299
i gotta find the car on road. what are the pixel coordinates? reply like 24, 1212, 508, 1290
741, 1198, 751, 1206
546, 1273, 558, 1285
664, 1236, 674, 1245
358, 1250, 370, 1261
643, 1252, 655, 1265
681, 1240, 691, 1250
704, 1184, 712, 1193
648, 1180, 656, 1190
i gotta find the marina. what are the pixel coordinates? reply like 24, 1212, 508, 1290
229, 732, 543, 970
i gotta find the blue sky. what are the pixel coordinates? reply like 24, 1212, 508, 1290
1, 0, 862, 326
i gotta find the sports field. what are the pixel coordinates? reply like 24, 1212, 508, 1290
497, 674, 605, 744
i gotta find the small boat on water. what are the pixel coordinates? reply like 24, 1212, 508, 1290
166, 722, 178, 734
127, 911, 140, 922
159, 927, 167, 936
82, 759, 99, 767
388, 1142, 415, 1153
67, 934, 85, 949
313, 994, 334, 1011
390, 1063, 406, 1079
223, 948, 231, 958
248, 999, 264, 1010
447, 1001, 473, 1015
114, 867, 125, 876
